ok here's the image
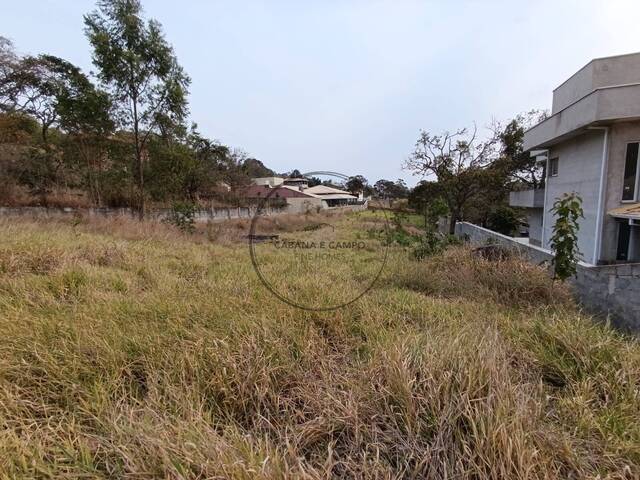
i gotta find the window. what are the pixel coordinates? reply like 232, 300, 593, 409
622, 142, 639, 201
549, 157, 559, 177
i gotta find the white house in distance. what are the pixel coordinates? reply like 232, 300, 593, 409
304, 185, 361, 207
511, 52, 640, 265
252, 176, 309, 189
248, 176, 362, 211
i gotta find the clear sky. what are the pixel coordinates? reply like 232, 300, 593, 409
3, 0, 640, 185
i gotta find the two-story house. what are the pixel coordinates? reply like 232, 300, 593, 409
510, 52, 640, 265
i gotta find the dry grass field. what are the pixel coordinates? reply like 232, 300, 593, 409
0, 212, 639, 479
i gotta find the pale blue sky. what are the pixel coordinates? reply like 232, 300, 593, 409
3, 0, 640, 184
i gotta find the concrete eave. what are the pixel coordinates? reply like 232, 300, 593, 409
523, 83, 640, 151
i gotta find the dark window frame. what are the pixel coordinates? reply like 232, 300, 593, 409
622, 142, 639, 202
549, 157, 559, 177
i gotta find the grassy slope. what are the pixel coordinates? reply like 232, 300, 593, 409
0, 213, 639, 479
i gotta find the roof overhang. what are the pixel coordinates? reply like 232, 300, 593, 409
608, 203, 640, 220
317, 194, 358, 200
523, 83, 640, 151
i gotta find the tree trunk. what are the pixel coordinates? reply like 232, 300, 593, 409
448, 212, 458, 235
132, 95, 144, 220
80, 137, 102, 207
136, 149, 144, 220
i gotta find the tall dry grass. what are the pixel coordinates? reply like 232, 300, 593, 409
0, 214, 638, 478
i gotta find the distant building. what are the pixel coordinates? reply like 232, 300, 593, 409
244, 184, 324, 213
247, 177, 362, 211
304, 185, 359, 207
252, 176, 309, 190
511, 52, 640, 264
252, 177, 284, 188
282, 177, 309, 190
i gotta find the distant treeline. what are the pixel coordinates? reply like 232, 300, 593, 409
0, 0, 546, 231
0, 1, 277, 215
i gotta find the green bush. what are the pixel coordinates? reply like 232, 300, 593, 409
550, 192, 583, 281
412, 232, 461, 259
487, 205, 520, 236
166, 201, 198, 233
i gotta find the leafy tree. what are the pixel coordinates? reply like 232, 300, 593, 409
0, 37, 19, 111
0, 23, 276, 210
186, 127, 234, 197
487, 205, 520, 236
404, 126, 499, 234
1, 55, 66, 142
346, 175, 367, 195
373, 178, 409, 200
394, 179, 409, 198
0, 112, 38, 144
307, 176, 322, 187
42, 55, 114, 205
15, 144, 65, 202
242, 157, 274, 177
550, 192, 583, 281
1, 40, 115, 204
408, 180, 447, 226
408, 180, 442, 210
85, 0, 191, 218
494, 110, 548, 189
373, 179, 392, 198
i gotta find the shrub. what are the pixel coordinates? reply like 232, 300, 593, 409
166, 201, 198, 233
487, 205, 520, 236
412, 232, 460, 259
550, 192, 583, 281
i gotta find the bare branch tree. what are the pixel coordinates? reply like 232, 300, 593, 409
403, 126, 500, 233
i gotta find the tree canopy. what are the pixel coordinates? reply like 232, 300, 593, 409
0, 4, 274, 211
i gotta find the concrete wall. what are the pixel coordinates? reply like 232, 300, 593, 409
285, 197, 324, 214
456, 222, 554, 264
524, 84, 640, 151
455, 222, 640, 332
527, 208, 543, 246
0, 205, 288, 222
542, 130, 605, 264
574, 262, 640, 331
0, 203, 370, 222
600, 121, 640, 261
552, 52, 640, 114
552, 61, 595, 114
509, 189, 545, 208
524, 120, 640, 264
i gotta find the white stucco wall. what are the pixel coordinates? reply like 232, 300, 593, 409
542, 130, 605, 264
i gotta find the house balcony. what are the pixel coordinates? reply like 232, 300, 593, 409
523, 83, 640, 150
509, 188, 545, 209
